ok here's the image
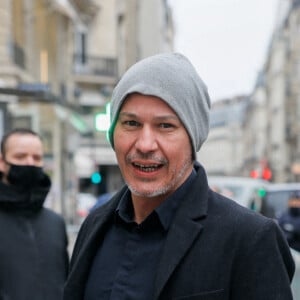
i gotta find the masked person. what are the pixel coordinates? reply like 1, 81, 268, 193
0, 128, 69, 300
64, 53, 294, 300
278, 191, 300, 252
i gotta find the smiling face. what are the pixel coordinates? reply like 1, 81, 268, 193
113, 93, 194, 203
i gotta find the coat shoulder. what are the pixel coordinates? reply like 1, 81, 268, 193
207, 190, 277, 233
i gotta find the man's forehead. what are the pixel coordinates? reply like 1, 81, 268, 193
7, 133, 40, 142
5, 134, 42, 150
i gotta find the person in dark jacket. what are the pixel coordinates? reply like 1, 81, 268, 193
64, 53, 295, 300
0, 128, 69, 300
278, 191, 300, 252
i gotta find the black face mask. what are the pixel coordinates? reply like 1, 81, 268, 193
289, 207, 300, 217
6, 162, 45, 188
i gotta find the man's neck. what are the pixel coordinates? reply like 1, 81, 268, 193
131, 194, 168, 224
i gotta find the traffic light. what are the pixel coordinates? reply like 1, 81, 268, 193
250, 170, 259, 179
91, 172, 102, 184
257, 187, 267, 197
250, 167, 272, 181
262, 167, 272, 181
95, 102, 111, 132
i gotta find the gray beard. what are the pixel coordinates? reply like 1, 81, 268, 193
127, 157, 193, 198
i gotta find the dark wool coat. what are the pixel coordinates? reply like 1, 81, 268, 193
0, 177, 69, 300
64, 163, 295, 300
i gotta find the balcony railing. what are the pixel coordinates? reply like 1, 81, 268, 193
73, 54, 118, 78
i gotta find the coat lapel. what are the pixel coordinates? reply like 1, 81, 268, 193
153, 165, 209, 299
153, 216, 204, 299
67, 165, 209, 300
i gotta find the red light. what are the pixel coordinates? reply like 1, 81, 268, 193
262, 167, 272, 180
250, 170, 259, 178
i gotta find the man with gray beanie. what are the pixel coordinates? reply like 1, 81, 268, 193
64, 53, 294, 300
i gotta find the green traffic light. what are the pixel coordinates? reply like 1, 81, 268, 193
257, 188, 266, 197
95, 102, 111, 132
91, 172, 102, 184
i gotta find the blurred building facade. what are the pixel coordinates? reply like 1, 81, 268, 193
0, 0, 174, 222
200, 0, 300, 183
1, 0, 299, 223
0, 0, 79, 220
199, 96, 250, 176
264, 0, 300, 182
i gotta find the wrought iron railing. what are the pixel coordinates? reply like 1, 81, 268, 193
73, 54, 117, 77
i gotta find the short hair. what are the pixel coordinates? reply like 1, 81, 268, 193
1, 128, 41, 158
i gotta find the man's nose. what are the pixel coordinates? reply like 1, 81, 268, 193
25, 156, 36, 165
135, 126, 158, 153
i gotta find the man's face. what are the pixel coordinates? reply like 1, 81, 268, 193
0, 134, 44, 183
289, 198, 300, 208
113, 93, 193, 200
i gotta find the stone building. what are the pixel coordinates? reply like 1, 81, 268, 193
199, 96, 250, 176
200, 0, 300, 183
0, 0, 174, 221
0, 0, 78, 218
263, 0, 300, 182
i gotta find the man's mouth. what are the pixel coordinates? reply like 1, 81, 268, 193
132, 162, 163, 172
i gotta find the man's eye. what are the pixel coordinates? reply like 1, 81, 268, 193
124, 120, 139, 127
159, 123, 174, 129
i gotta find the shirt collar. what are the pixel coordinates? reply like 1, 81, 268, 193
115, 168, 197, 231
116, 189, 134, 224
156, 168, 196, 230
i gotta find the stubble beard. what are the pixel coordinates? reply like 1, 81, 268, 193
127, 155, 193, 198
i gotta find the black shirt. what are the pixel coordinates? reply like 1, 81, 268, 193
84, 169, 196, 300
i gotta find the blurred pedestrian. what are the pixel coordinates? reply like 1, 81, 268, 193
278, 191, 300, 252
0, 128, 69, 300
64, 53, 294, 300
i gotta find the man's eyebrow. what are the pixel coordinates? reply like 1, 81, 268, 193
119, 112, 179, 121
119, 112, 137, 118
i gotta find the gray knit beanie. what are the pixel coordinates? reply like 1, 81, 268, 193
108, 52, 211, 157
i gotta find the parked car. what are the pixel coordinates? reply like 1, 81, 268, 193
76, 193, 97, 221
90, 191, 116, 212
259, 183, 300, 219
208, 176, 270, 211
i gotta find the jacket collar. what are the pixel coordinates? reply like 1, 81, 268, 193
153, 162, 209, 298
67, 162, 209, 300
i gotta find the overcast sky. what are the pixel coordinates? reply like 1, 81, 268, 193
168, 0, 280, 102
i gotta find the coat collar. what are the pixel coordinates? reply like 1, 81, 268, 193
153, 162, 209, 298
67, 163, 209, 300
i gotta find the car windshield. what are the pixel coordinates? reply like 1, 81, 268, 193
208, 177, 268, 209
216, 185, 246, 203
264, 190, 300, 218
